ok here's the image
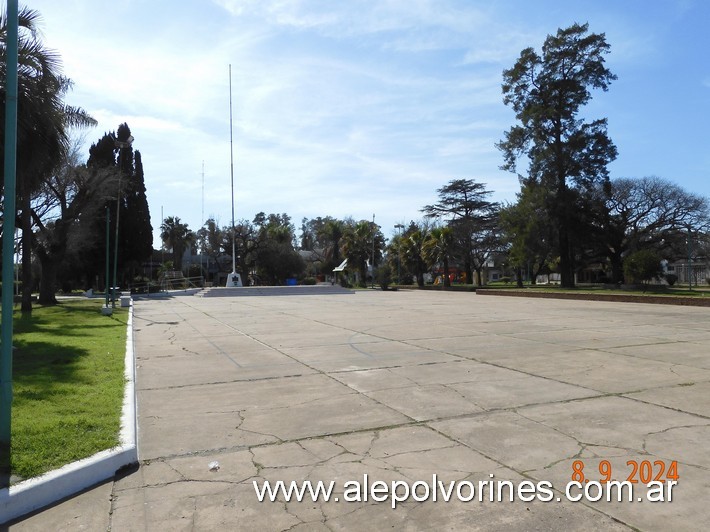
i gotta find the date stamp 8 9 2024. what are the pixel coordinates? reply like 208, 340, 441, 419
565, 459, 679, 503
571, 459, 679, 484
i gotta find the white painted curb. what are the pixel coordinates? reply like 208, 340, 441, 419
0, 301, 138, 524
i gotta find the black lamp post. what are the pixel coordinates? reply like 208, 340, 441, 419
687, 224, 693, 291
395, 223, 404, 285
112, 134, 134, 307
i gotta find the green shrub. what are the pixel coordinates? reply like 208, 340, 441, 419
665, 273, 678, 286
301, 277, 317, 285
187, 264, 203, 278
623, 249, 662, 285
376, 265, 392, 290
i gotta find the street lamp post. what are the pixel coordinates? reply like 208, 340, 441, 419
395, 223, 404, 285
687, 224, 693, 291
112, 134, 134, 307
101, 207, 112, 315
371, 214, 375, 288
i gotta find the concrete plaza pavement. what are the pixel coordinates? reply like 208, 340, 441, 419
9, 287, 710, 530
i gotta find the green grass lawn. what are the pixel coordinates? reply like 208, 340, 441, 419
9, 299, 128, 481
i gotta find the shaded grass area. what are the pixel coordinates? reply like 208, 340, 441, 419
8, 299, 128, 481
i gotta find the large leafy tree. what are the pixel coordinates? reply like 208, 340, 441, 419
498, 23, 617, 288
600, 176, 710, 282
1, 7, 96, 312
234, 218, 261, 283
252, 212, 303, 284
196, 218, 230, 278
31, 138, 118, 303
499, 182, 555, 285
422, 179, 498, 284
465, 210, 503, 287
300, 216, 347, 275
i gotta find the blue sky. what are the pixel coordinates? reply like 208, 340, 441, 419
27, 0, 710, 247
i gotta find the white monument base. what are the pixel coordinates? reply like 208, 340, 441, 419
225, 271, 243, 287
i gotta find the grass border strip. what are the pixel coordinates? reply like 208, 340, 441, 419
477, 289, 710, 307
0, 301, 138, 524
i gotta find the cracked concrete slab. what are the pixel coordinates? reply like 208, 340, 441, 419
431, 410, 583, 471
625, 381, 710, 418
366, 384, 486, 420
9, 290, 710, 531
486, 348, 710, 394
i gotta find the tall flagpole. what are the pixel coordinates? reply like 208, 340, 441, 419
201, 160, 205, 285
226, 64, 242, 286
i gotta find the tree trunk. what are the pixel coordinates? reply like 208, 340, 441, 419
556, 171, 575, 289
531, 260, 546, 285
516, 266, 524, 287
443, 258, 450, 287
37, 253, 59, 305
464, 257, 473, 287
609, 251, 623, 284
359, 262, 367, 287
474, 267, 484, 287
558, 222, 575, 288
416, 261, 425, 287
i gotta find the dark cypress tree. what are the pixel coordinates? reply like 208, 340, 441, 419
121, 149, 153, 274
81, 131, 120, 290
82, 123, 153, 288
87, 132, 116, 168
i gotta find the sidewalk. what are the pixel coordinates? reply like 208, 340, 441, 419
8, 289, 710, 530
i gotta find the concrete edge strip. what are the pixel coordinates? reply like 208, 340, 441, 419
0, 301, 138, 524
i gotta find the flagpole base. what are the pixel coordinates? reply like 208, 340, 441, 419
225, 271, 243, 287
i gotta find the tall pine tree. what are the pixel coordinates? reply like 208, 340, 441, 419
498, 23, 617, 288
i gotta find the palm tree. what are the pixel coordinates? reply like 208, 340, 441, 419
1, 7, 96, 311
423, 226, 455, 287
160, 217, 195, 272
339, 220, 386, 287
317, 218, 345, 271
401, 228, 428, 287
